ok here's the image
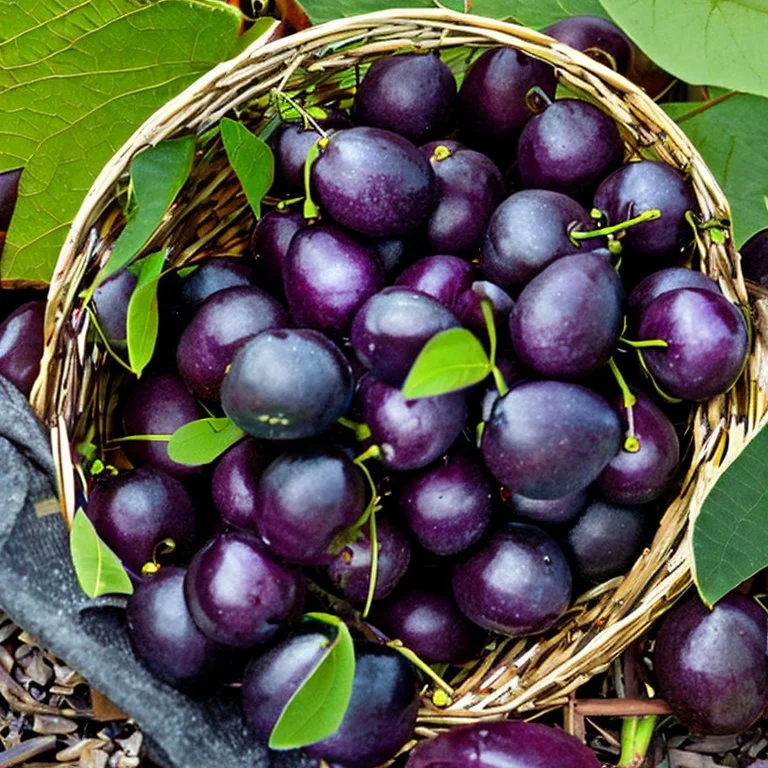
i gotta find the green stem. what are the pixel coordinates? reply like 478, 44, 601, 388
303, 137, 327, 220
634, 348, 683, 404
387, 640, 454, 696
337, 417, 372, 441
273, 90, 327, 133
85, 307, 134, 374
620, 337, 669, 349
481, 299, 508, 397
491, 365, 509, 398
618, 715, 657, 768
107, 434, 172, 443
361, 508, 378, 619
674, 90, 738, 125
608, 357, 640, 453
570, 208, 661, 244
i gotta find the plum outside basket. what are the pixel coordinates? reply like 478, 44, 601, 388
30, 7, 768, 759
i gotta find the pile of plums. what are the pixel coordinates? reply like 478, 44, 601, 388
60, 14, 759, 768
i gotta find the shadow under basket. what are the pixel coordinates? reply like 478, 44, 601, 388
30, 7, 768, 756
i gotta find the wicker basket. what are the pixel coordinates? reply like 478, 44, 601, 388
30, 6, 768, 745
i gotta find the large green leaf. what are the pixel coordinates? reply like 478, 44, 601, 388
221, 118, 274, 219
663, 95, 768, 247
167, 417, 245, 465
0, 0, 242, 285
692, 425, 768, 607
598, 0, 768, 98
292, 0, 608, 28
126, 250, 167, 375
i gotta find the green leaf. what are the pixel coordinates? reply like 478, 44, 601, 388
598, 0, 768, 99
125, 251, 166, 375
662, 95, 768, 247
167, 417, 245, 465
692, 424, 768, 607
97, 137, 196, 286
0, 0, 242, 285
70, 508, 134, 598
221, 118, 274, 219
269, 613, 355, 750
303, 139, 324, 219
292, 0, 607, 28
402, 328, 491, 399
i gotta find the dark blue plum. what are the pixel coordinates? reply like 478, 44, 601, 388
305, 643, 420, 768
375, 587, 485, 663
184, 532, 304, 648
357, 374, 467, 471
0, 300, 45, 396
328, 518, 411, 604
482, 381, 622, 499
593, 160, 696, 261
121, 373, 205, 478
454, 280, 515, 336
740, 228, 768, 288
394, 255, 474, 310
420, 142, 505, 255
92, 269, 137, 350
636, 287, 749, 401
459, 47, 557, 147
254, 447, 365, 565
221, 329, 354, 440
127, 567, 224, 689
517, 99, 624, 199
452, 523, 572, 636
312, 126, 438, 237
509, 251, 624, 378
627, 266, 721, 319
177, 256, 255, 309
250, 207, 304, 293
545, 16, 633, 74
176, 286, 288, 399
565, 501, 647, 583
353, 52, 458, 144
283, 223, 384, 333
399, 450, 493, 555
351, 287, 461, 386
482, 190, 599, 288
506, 489, 588, 525
211, 439, 272, 530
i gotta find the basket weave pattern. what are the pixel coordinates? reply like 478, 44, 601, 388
31, 9, 768, 735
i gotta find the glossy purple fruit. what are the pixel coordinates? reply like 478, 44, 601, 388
254, 447, 365, 565
353, 52, 458, 144
454, 280, 515, 336
270, 112, 351, 195
177, 286, 288, 399
399, 451, 493, 556
637, 287, 749, 401
283, 223, 384, 333
655, 591, 768, 735
420, 142, 505, 255
482, 381, 622, 499
371, 236, 408, 273
221, 329, 354, 440
305, 643, 420, 768
375, 588, 485, 663
184, 532, 304, 648
0, 300, 45, 396
211, 439, 272, 530
452, 523, 572, 636
506, 489, 588, 525
92, 269, 137, 350
545, 16, 633, 74
597, 392, 680, 504
518, 100, 624, 198
509, 252, 623, 378
482, 190, 599, 288
250, 207, 304, 293
177, 256, 255, 309
627, 266, 721, 318
328, 518, 411, 604
312, 126, 437, 237
593, 160, 696, 260
121, 373, 205, 478
406, 720, 601, 768
351, 287, 461, 386
394, 255, 474, 310
740, 228, 768, 288
242, 620, 337, 741
565, 501, 647, 582
87, 467, 196, 575
357, 375, 467, 471
0, 168, 21, 232
459, 47, 557, 145
127, 567, 222, 688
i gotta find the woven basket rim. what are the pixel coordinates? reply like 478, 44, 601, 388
29, 7, 768, 740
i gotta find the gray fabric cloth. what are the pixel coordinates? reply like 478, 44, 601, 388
0, 378, 313, 768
